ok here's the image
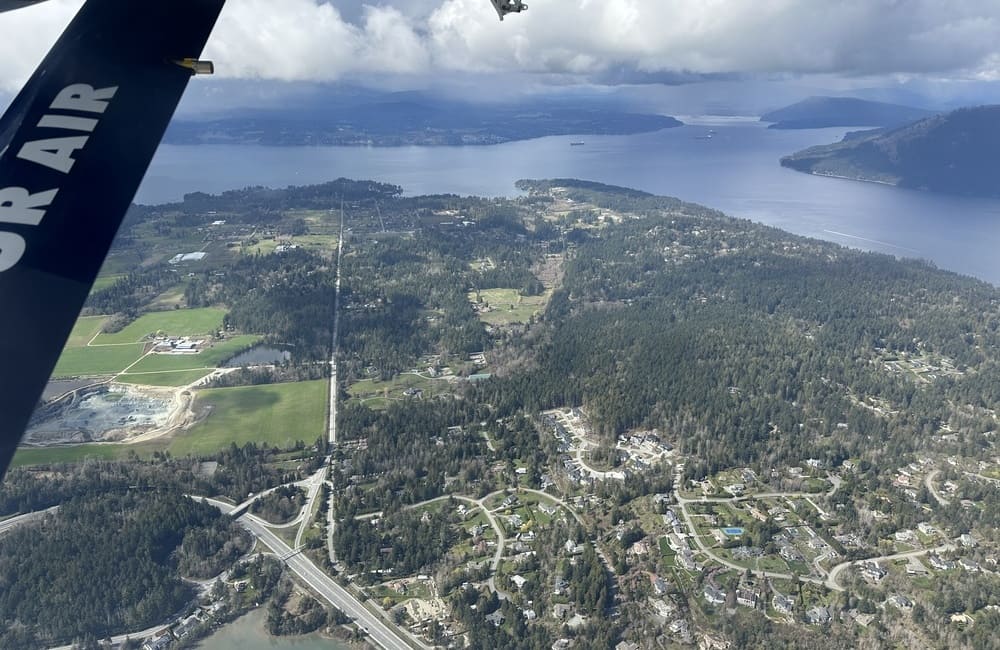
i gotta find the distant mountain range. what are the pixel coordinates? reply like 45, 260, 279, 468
164, 92, 682, 147
761, 96, 935, 129
780, 105, 1000, 197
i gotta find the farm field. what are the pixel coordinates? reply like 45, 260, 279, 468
177, 380, 328, 455
93, 308, 227, 344
51, 344, 146, 378
65, 316, 109, 348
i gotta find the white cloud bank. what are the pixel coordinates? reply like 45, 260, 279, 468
1, 0, 999, 91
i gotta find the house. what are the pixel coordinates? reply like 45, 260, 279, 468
652, 576, 669, 596
486, 610, 505, 627
703, 585, 726, 606
552, 640, 572, 650
887, 595, 913, 610
779, 546, 804, 563
773, 594, 795, 616
173, 614, 201, 639
960, 534, 978, 548
651, 599, 676, 619
669, 619, 690, 635
959, 558, 981, 572
511, 575, 528, 590
928, 555, 955, 571
523, 609, 537, 620
806, 606, 832, 625
616, 643, 640, 650
918, 522, 937, 536
552, 604, 573, 620
678, 551, 699, 572
894, 529, 916, 543
142, 631, 173, 650
859, 561, 887, 582
736, 588, 760, 609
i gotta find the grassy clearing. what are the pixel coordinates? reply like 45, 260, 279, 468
94, 308, 227, 344
12, 443, 135, 467
469, 288, 550, 325
348, 373, 452, 408
91, 274, 124, 293
126, 335, 260, 373
177, 380, 328, 456
65, 316, 109, 348
117, 369, 214, 387
52, 344, 146, 378
148, 286, 186, 310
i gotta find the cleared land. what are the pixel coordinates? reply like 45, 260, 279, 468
179, 380, 328, 455
13, 379, 327, 466
469, 288, 550, 325
12, 444, 129, 467
348, 373, 452, 409
52, 344, 146, 378
91, 275, 124, 292
65, 316, 109, 348
93, 308, 227, 344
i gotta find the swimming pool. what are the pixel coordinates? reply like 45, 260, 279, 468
723, 527, 745, 536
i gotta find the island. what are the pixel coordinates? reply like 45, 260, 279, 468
761, 96, 934, 130
780, 105, 1000, 196
164, 97, 682, 147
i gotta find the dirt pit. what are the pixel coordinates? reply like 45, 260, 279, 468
26, 384, 175, 445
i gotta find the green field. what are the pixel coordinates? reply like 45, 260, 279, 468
65, 316, 109, 348
52, 344, 146, 378
117, 369, 215, 387
91, 274, 124, 292
348, 372, 452, 408
177, 380, 328, 455
12, 443, 133, 467
125, 335, 260, 373
94, 308, 227, 344
469, 288, 550, 325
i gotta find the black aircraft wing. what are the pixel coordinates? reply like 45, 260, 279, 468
0, 1, 49, 12
0, 0, 225, 477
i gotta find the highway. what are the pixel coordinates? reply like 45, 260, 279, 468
238, 514, 426, 650
0, 506, 57, 536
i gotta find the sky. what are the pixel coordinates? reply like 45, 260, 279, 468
2, 0, 1000, 112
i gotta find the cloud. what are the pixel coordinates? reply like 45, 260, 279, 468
1, 0, 999, 92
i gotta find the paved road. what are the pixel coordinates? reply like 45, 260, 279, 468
825, 543, 956, 591
238, 514, 425, 650
675, 499, 828, 589
295, 465, 329, 549
0, 507, 57, 536
925, 470, 951, 506
328, 206, 344, 446
326, 207, 344, 564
